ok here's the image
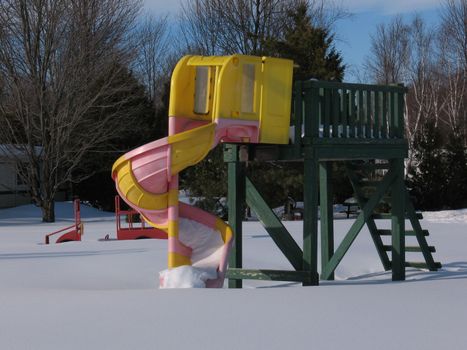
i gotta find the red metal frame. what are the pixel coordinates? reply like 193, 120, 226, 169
115, 195, 167, 240
45, 199, 83, 244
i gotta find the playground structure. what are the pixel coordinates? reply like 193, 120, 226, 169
111, 54, 440, 288
45, 199, 83, 244
45, 196, 169, 243
112, 55, 293, 287
115, 195, 168, 240
225, 80, 440, 287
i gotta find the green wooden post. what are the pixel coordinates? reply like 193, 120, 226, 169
332, 89, 339, 138
319, 162, 334, 280
396, 87, 405, 138
293, 81, 303, 156
226, 145, 246, 288
304, 84, 319, 138
303, 148, 319, 285
389, 92, 396, 138
323, 89, 330, 137
342, 89, 349, 138
365, 90, 372, 138
391, 158, 405, 281
374, 91, 380, 139
382, 92, 388, 138
349, 89, 356, 138
357, 90, 364, 137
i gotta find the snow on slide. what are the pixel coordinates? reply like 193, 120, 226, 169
159, 218, 225, 288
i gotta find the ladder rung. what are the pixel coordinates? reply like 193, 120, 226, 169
383, 245, 436, 252
377, 229, 429, 236
372, 213, 423, 220
405, 261, 442, 269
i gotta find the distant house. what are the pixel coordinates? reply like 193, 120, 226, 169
0, 145, 68, 208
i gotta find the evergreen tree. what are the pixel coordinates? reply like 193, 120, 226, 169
248, 162, 304, 209
444, 128, 467, 209
265, 2, 345, 81
181, 146, 228, 217
407, 119, 446, 210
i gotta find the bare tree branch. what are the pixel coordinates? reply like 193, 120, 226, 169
364, 15, 410, 85
0, 0, 144, 221
132, 13, 171, 110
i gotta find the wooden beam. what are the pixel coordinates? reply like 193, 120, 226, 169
319, 162, 335, 280
311, 140, 408, 161
245, 177, 303, 271
304, 84, 320, 138
382, 92, 388, 138
357, 90, 364, 137
345, 165, 391, 271
390, 158, 405, 281
224, 141, 408, 163
374, 91, 380, 138
383, 245, 436, 253
303, 151, 320, 285
405, 262, 442, 269
293, 81, 303, 144
349, 89, 356, 138
321, 167, 397, 279
365, 90, 372, 138
332, 89, 339, 138
323, 88, 331, 137
377, 229, 428, 236
227, 148, 246, 288
304, 80, 408, 94
227, 269, 314, 283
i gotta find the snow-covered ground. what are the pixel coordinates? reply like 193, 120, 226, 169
0, 202, 466, 350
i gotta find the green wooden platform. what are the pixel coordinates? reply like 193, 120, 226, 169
224, 80, 440, 287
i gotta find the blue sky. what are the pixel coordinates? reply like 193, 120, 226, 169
143, 0, 444, 81
335, 1, 442, 80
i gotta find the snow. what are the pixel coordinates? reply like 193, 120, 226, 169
159, 265, 218, 288
179, 218, 224, 269
423, 208, 467, 223
0, 201, 466, 349
160, 218, 225, 288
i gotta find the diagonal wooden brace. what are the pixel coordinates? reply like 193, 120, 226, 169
321, 168, 397, 280
246, 176, 304, 271
345, 165, 392, 271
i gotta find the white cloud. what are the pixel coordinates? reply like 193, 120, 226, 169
343, 0, 442, 15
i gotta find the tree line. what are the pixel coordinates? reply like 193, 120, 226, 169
0, 0, 347, 221
364, 0, 467, 210
0, 0, 464, 222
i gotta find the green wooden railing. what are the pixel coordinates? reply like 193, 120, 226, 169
292, 81, 407, 142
